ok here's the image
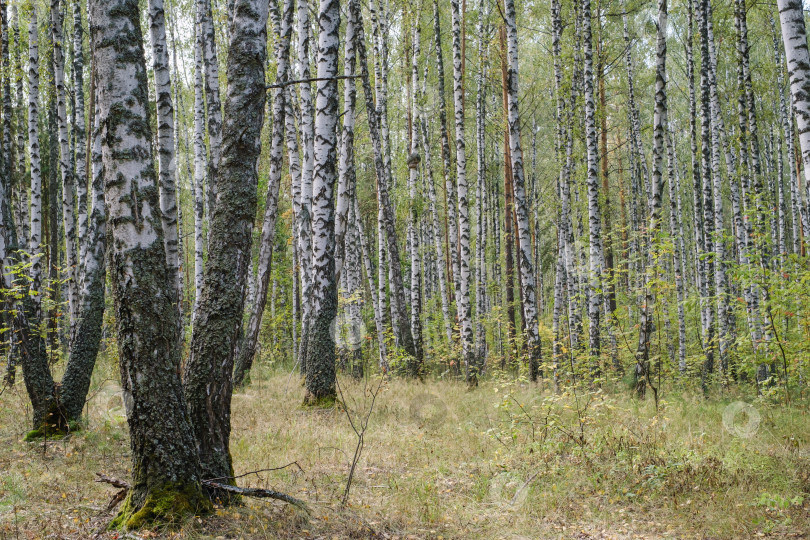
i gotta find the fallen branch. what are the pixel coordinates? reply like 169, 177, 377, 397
202, 480, 310, 513
94, 472, 309, 513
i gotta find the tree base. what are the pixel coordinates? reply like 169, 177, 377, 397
109, 482, 210, 530
302, 392, 336, 408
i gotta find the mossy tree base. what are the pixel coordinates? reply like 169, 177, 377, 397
302, 393, 337, 409
109, 483, 211, 531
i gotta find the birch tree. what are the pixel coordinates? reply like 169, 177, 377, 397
303, 0, 341, 405
89, 0, 206, 526
504, 0, 541, 380
184, 0, 270, 481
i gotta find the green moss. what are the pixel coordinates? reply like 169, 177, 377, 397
302, 393, 337, 409
109, 482, 210, 530
23, 420, 79, 441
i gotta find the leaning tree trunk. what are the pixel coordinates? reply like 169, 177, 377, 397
451, 0, 476, 385
90, 0, 206, 527
184, 0, 270, 483
504, 0, 541, 381
148, 0, 181, 320
59, 79, 107, 425
582, 0, 603, 370
232, 0, 294, 388
303, 0, 341, 405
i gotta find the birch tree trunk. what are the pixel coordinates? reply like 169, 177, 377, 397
777, 0, 810, 256
59, 76, 106, 424
635, 0, 666, 397
697, 0, 716, 385
148, 0, 181, 316
184, 0, 270, 482
232, 0, 294, 388
51, 0, 79, 335
475, 0, 488, 367
28, 9, 42, 321
197, 0, 223, 215
192, 22, 206, 313
90, 0, 206, 525
451, 0, 476, 385
296, 0, 316, 372
583, 0, 603, 368
504, 0, 540, 380
773, 18, 806, 254
303, 0, 341, 405
73, 0, 88, 289
406, 8, 424, 375
433, 0, 459, 316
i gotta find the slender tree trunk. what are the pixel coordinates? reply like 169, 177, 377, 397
184, 0, 270, 482
504, 0, 540, 380
635, 0, 667, 397
90, 0, 206, 526
778, 0, 810, 255
583, 0, 603, 369
192, 22, 206, 313
51, 0, 79, 337
296, 0, 315, 372
406, 7, 424, 375
28, 8, 42, 321
197, 0, 223, 215
475, 0, 488, 368
60, 71, 106, 424
451, 0, 476, 385
148, 0, 181, 321
303, 0, 341, 405
433, 0, 459, 320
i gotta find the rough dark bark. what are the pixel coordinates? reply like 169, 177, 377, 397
90, 0, 206, 527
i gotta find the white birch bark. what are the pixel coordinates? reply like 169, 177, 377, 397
27, 8, 42, 319
148, 0, 181, 311
583, 0, 602, 365
196, 0, 222, 215
451, 0, 475, 384
433, 0, 459, 315
303, 0, 341, 403
505, 0, 541, 380
407, 7, 424, 373
192, 22, 206, 313
51, 0, 79, 333
777, 0, 810, 253
73, 0, 88, 290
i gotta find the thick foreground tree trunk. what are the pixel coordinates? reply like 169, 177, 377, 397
90, 0, 206, 528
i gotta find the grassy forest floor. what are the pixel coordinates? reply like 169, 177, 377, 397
1, 363, 809, 539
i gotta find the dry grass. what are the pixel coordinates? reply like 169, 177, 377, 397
1, 363, 809, 539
